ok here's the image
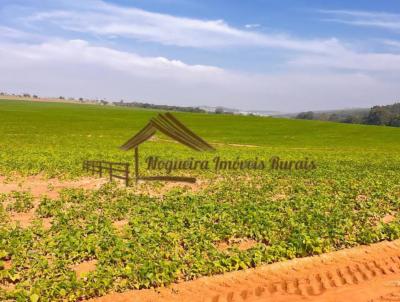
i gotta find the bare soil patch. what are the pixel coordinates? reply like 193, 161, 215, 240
0, 282, 15, 292
3, 260, 12, 270
41, 217, 53, 229
382, 214, 396, 224
0, 175, 107, 199
90, 240, 400, 302
9, 211, 35, 228
0, 175, 107, 228
6, 210, 52, 229
1, 175, 211, 228
0, 261, 14, 292
271, 193, 287, 202
112, 219, 129, 230
72, 260, 98, 279
216, 238, 258, 252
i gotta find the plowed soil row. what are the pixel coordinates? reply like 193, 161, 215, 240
91, 240, 400, 302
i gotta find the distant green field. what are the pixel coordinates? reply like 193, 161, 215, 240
1, 99, 400, 301
0, 99, 400, 177
1, 99, 400, 148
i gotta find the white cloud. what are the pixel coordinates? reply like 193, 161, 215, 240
0, 39, 222, 80
0, 26, 34, 40
1, 2, 400, 111
20, 0, 344, 53
319, 9, 400, 31
383, 40, 400, 49
244, 24, 261, 29
290, 50, 400, 72
0, 39, 398, 112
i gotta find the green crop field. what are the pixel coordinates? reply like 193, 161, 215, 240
1, 99, 400, 301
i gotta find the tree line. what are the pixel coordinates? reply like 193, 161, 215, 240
296, 103, 400, 127
113, 101, 206, 113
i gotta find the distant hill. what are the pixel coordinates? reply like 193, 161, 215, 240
295, 103, 400, 127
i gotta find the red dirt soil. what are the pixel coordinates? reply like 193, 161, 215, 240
4, 176, 400, 301
72, 260, 98, 279
0, 175, 107, 199
0, 175, 107, 228
90, 240, 400, 302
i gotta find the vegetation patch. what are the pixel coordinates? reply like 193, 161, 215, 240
1, 100, 400, 301
4, 192, 34, 213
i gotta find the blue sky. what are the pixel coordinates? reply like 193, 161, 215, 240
0, 0, 399, 112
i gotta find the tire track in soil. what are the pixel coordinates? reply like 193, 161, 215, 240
90, 240, 400, 302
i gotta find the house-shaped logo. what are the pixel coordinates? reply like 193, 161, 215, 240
120, 112, 215, 183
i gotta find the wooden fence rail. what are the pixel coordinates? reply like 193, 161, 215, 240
83, 160, 130, 186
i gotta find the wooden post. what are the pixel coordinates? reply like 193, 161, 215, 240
99, 162, 103, 177
91, 161, 95, 175
109, 163, 113, 182
134, 147, 139, 183
125, 163, 129, 187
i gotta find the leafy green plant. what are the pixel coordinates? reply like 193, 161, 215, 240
1, 100, 400, 301
5, 191, 34, 213
36, 197, 62, 218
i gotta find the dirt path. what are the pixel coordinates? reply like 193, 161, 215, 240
91, 240, 400, 302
